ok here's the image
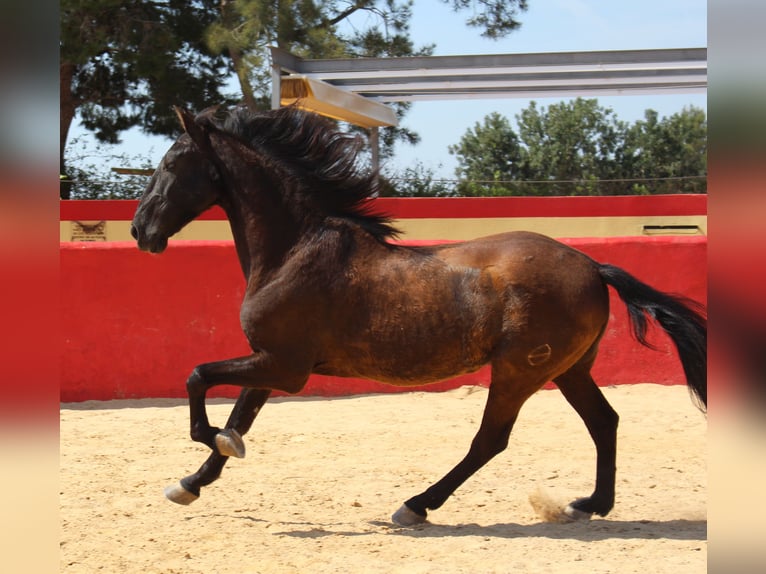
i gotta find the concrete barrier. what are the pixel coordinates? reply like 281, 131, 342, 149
61, 236, 706, 402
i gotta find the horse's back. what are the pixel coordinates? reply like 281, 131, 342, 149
427, 230, 589, 268
428, 231, 601, 295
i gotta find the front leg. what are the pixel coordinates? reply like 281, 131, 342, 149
165, 388, 270, 505
165, 353, 310, 505
186, 352, 310, 452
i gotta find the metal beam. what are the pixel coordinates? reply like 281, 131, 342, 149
271, 47, 706, 75
270, 46, 706, 104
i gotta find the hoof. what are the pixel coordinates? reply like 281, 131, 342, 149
391, 504, 427, 527
562, 503, 593, 522
215, 428, 245, 458
164, 482, 200, 505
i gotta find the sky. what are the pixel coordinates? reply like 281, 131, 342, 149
69, 0, 707, 181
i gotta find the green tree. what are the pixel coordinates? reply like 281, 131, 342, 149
623, 106, 707, 193
448, 99, 707, 196
515, 99, 627, 195
448, 112, 525, 196
60, 0, 234, 197
381, 161, 457, 197
444, 0, 528, 38
64, 135, 157, 199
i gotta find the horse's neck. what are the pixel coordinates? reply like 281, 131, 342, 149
220, 178, 303, 283
222, 202, 257, 280
207, 134, 298, 281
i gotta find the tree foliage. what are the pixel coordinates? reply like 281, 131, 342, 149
443, 0, 528, 39
61, 0, 530, 198
622, 107, 708, 194
380, 161, 458, 197
60, 1, 233, 168
448, 98, 707, 196
448, 112, 524, 196
60, 0, 235, 198
63, 135, 158, 200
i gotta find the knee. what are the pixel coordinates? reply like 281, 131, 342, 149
492, 433, 511, 456
186, 367, 206, 393
593, 407, 619, 439
592, 400, 619, 431
593, 408, 619, 447
471, 432, 510, 459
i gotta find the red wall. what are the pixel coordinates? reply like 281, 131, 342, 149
60, 236, 706, 402
61, 195, 708, 221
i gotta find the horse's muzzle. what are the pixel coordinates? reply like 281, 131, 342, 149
130, 223, 167, 253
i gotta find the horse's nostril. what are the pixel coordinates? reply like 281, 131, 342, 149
130, 224, 139, 240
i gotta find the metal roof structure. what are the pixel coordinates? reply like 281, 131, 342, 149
270, 46, 706, 126
278, 74, 399, 128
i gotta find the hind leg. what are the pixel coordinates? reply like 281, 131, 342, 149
554, 363, 619, 520
165, 388, 271, 504
393, 372, 542, 526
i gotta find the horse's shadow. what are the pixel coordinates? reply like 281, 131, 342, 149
210, 513, 706, 542
368, 518, 707, 542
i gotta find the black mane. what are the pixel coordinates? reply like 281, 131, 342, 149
197, 105, 399, 242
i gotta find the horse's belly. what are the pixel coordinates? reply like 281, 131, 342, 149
315, 356, 487, 386
316, 327, 493, 386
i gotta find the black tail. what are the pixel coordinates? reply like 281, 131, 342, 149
598, 263, 707, 412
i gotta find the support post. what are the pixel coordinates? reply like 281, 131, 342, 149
370, 126, 380, 173
271, 61, 281, 110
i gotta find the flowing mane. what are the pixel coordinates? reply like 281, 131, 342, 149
196, 105, 399, 242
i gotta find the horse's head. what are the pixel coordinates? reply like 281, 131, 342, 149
131, 108, 222, 253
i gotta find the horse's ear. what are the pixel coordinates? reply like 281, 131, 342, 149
174, 106, 208, 149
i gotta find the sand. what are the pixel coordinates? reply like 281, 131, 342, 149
60, 384, 706, 573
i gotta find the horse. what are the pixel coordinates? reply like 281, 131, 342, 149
130, 105, 706, 526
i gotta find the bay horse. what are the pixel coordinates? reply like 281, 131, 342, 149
130, 105, 706, 526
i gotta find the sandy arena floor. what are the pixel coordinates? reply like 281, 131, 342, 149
60, 384, 706, 573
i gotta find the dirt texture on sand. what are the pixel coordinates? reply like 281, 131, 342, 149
60, 384, 706, 573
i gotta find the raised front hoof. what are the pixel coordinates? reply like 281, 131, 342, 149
164, 482, 200, 505
562, 503, 593, 523
215, 428, 245, 458
392, 504, 427, 527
